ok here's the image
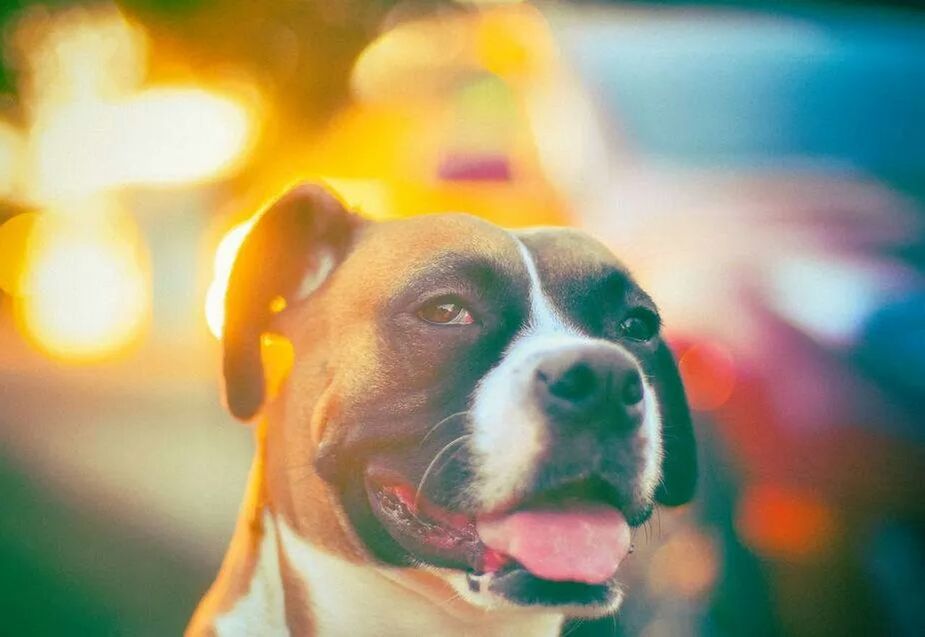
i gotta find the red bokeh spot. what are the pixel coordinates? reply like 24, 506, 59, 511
678, 341, 737, 411
736, 483, 837, 560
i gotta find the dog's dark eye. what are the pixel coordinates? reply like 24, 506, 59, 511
417, 300, 474, 326
619, 312, 658, 342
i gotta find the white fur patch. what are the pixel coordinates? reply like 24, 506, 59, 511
637, 382, 663, 501
275, 517, 563, 636
214, 514, 288, 637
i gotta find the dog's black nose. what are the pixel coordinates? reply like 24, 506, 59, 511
537, 350, 644, 430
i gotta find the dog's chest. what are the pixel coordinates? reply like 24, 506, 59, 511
214, 513, 563, 637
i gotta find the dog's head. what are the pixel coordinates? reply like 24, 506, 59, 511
223, 184, 697, 616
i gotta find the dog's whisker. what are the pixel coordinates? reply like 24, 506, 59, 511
418, 411, 470, 447
414, 434, 471, 510
562, 618, 585, 637
433, 590, 463, 612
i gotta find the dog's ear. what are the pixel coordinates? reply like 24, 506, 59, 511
223, 183, 364, 421
651, 339, 698, 506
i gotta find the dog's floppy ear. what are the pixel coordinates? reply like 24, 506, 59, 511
223, 183, 363, 421
651, 339, 698, 505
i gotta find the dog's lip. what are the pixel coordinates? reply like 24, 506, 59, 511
484, 561, 620, 609
363, 467, 507, 573
363, 467, 640, 582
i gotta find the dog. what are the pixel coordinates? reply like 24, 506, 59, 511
187, 183, 697, 636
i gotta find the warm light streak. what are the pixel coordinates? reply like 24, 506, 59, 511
205, 218, 256, 339
30, 89, 254, 202
204, 178, 393, 340
322, 178, 393, 220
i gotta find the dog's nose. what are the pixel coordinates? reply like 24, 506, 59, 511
536, 350, 644, 430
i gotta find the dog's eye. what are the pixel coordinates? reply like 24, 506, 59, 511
619, 312, 658, 341
417, 300, 474, 326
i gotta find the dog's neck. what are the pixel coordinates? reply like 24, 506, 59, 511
190, 465, 565, 637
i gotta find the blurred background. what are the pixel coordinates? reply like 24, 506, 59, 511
0, 0, 923, 635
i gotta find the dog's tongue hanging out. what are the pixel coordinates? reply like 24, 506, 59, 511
477, 504, 632, 584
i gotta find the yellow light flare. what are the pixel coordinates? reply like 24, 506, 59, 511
0, 213, 40, 295
205, 217, 256, 339
261, 333, 295, 401
13, 214, 150, 362
322, 178, 394, 220
475, 5, 555, 80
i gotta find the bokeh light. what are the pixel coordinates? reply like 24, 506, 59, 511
1, 5, 260, 362
11, 6, 259, 206
30, 88, 254, 202
677, 341, 737, 411
12, 213, 150, 362
647, 527, 719, 599
736, 483, 838, 561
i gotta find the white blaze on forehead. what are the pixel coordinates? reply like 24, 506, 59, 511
468, 235, 581, 510
513, 236, 576, 335
468, 231, 663, 512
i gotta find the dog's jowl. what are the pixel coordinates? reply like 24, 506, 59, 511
187, 184, 697, 637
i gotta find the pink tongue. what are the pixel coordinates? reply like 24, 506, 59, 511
477, 504, 631, 584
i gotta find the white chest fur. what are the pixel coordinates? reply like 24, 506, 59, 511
215, 513, 564, 637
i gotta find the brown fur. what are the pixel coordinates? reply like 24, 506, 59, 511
192, 201, 531, 633
261, 214, 520, 555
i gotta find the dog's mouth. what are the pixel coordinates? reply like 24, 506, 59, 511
364, 468, 640, 604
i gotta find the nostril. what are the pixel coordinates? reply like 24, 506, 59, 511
621, 370, 644, 406
547, 363, 598, 404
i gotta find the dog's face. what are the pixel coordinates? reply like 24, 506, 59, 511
223, 185, 696, 617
